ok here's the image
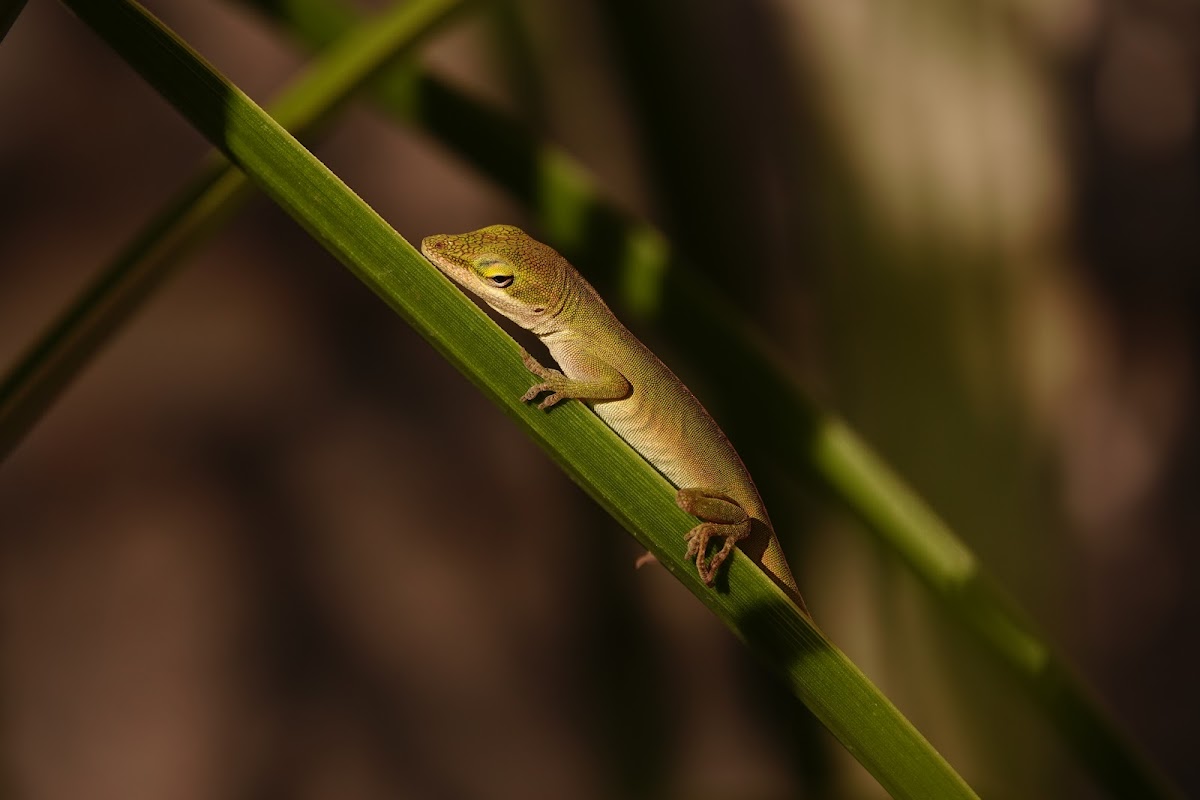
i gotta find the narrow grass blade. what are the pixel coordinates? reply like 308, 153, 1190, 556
0, 0, 468, 460
57, 0, 979, 796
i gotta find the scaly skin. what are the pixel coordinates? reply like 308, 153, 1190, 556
421, 224, 806, 612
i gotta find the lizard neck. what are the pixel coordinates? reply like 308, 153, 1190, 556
531, 269, 609, 339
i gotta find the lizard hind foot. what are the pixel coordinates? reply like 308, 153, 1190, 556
684, 523, 746, 585
676, 488, 751, 586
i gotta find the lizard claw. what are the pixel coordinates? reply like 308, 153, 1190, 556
537, 393, 563, 410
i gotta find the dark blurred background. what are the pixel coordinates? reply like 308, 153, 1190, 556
1, 0, 1198, 797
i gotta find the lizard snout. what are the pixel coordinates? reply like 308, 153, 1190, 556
420, 234, 448, 255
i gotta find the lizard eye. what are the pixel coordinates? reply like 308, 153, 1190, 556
487, 274, 514, 288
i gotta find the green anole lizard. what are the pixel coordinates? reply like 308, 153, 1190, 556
422, 225, 807, 613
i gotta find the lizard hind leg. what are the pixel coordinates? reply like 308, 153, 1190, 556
675, 488, 752, 586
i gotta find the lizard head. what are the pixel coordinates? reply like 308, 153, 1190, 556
421, 225, 568, 333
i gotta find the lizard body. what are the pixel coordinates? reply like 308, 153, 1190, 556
421, 225, 806, 612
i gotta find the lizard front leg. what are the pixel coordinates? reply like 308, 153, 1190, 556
519, 349, 630, 409
675, 488, 751, 585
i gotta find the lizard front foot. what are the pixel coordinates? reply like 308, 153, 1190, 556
519, 349, 567, 409
516, 348, 631, 411
676, 488, 751, 586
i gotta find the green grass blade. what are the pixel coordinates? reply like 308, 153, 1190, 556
57, 0, 979, 795
0, 0, 468, 460
247, 4, 1180, 797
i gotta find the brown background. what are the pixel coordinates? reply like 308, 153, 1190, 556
2, 0, 1198, 797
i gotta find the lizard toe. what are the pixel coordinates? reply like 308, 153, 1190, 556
520, 383, 551, 403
